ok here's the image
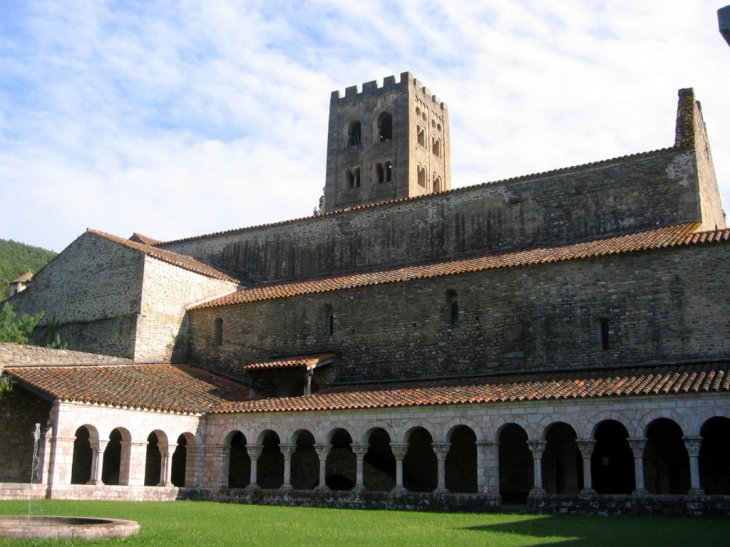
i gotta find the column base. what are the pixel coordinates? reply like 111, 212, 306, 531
280, 484, 293, 492
391, 485, 407, 493
156, 482, 173, 487
433, 487, 449, 494
528, 488, 546, 497
352, 485, 367, 493
687, 488, 705, 496
314, 485, 330, 493
244, 484, 260, 492
86, 480, 103, 486
579, 488, 596, 497
632, 488, 649, 496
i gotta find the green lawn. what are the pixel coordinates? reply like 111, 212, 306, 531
1, 500, 729, 546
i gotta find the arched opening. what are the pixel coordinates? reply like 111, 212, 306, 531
171, 434, 188, 487
101, 428, 129, 486
417, 165, 426, 188
376, 163, 384, 183
644, 418, 690, 494
699, 417, 730, 494
326, 429, 355, 490
499, 424, 532, 503
542, 422, 582, 494
363, 428, 395, 491
346, 169, 355, 188
446, 289, 459, 324
348, 121, 361, 147
291, 430, 318, 490
353, 167, 361, 188
144, 432, 162, 486
385, 161, 392, 182
228, 431, 250, 488
445, 425, 477, 493
417, 126, 425, 147
403, 427, 437, 492
71, 426, 94, 485
592, 420, 634, 494
433, 177, 441, 193
324, 304, 334, 335
257, 431, 284, 489
432, 138, 440, 157
213, 318, 223, 347
378, 112, 392, 142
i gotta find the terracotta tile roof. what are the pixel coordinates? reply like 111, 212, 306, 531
11, 270, 33, 283
245, 353, 336, 371
5, 364, 250, 414
190, 222, 710, 310
159, 147, 678, 246
87, 229, 241, 283
213, 362, 730, 414
129, 232, 164, 246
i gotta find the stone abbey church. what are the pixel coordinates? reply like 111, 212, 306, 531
2, 72, 730, 516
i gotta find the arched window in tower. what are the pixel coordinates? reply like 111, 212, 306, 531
378, 112, 393, 142
417, 126, 425, 147
324, 304, 334, 335
376, 162, 385, 183
385, 161, 393, 182
346, 169, 355, 188
432, 138, 440, 157
417, 165, 426, 188
433, 176, 442, 193
446, 290, 459, 324
353, 167, 361, 188
213, 318, 223, 347
348, 121, 361, 147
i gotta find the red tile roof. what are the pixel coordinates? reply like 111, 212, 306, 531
190, 222, 715, 310
11, 270, 33, 283
129, 232, 164, 246
245, 354, 336, 371
158, 147, 679, 246
5, 364, 250, 414
213, 362, 730, 414
87, 229, 241, 283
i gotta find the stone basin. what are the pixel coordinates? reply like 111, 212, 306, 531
0, 515, 140, 540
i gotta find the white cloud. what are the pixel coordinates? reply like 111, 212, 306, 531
0, 0, 728, 252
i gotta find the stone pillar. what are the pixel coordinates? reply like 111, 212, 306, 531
88, 439, 108, 485
127, 441, 148, 486
158, 443, 172, 487
432, 442, 451, 494
280, 444, 294, 491
38, 428, 53, 485
683, 436, 704, 495
245, 445, 262, 491
201, 444, 227, 489
390, 443, 409, 492
476, 441, 499, 495
351, 443, 369, 492
628, 438, 649, 495
527, 441, 547, 496
185, 445, 200, 488
314, 444, 332, 492
49, 435, 75, 486
576, 439, 596, 495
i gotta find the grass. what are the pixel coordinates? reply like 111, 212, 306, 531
1, 500, 730, 546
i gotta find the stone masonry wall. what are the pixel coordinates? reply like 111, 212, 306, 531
7, 231, 145, 358
188, 241, 730, 383
134, 256, 237, 363
161, 148, 706, 285
0, 343, 133, 366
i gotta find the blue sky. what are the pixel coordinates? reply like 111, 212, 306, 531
1, 0, 729, 252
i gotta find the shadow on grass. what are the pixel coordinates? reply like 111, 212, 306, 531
462, 515, 730, 547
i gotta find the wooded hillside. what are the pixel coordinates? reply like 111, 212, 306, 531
0, 239, 57, 300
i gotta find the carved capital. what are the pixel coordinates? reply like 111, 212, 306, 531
90, 439, 109, 454
682, 436, 703, 457
627, 438, 647, 457
314, 444, 332, 460
351, 443, 369, 457
279, 444, 295, 459
390, 442, 409, 460
576, 439, 596, 458
527, 440, 547, 457
431, 442, 451, 460
246, 445, 263, 461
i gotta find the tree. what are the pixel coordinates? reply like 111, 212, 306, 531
313, 189, 326, 216
0, 303, 44, 344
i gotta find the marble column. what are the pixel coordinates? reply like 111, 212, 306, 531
314, 444, 332, 492
245, 445, 262, 491
576, 439, 596, 495
627, 438, 649, 495
351, 443, 369, 492
527, 440, 547, 496
87, 439, 108, 485
432, 442, 451, 494
390, 443, 409, 492
158, 443, 172, 487
476, 441, 499, 495
280, 444, 294, 491
683, 436, 704, 495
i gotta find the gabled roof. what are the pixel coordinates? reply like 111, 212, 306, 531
213, 362, 730, 414
11, 270, 33, 283
129, 232, 164, 246
5, 363, 250, 414
190, 222, 723, 310
87, 229, 241, 283
245, 353, 336, 371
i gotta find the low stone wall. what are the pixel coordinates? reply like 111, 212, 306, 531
0, 483, 47, 501
46, 485, 180, 502
0, 343, 133, 366
527, 493, 730, 518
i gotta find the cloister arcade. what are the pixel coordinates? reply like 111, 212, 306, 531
66, 414, 730, 499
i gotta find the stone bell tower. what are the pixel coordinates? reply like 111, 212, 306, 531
324, 72, 451, 213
